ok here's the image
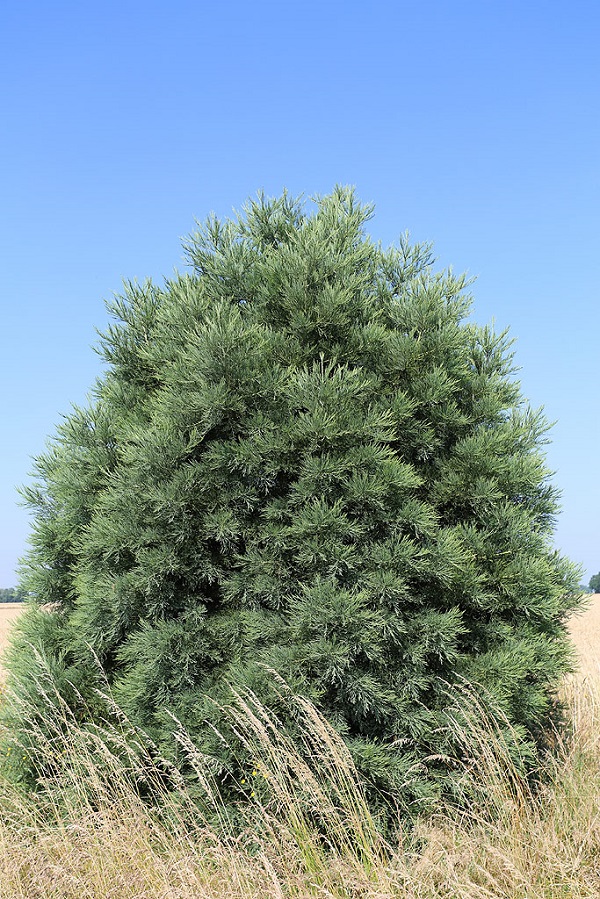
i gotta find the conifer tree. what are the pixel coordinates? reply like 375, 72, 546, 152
3, 189, 581, 812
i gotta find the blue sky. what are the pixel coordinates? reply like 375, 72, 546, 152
1, 0, 598, 586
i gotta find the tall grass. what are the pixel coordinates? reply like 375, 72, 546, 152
0, 618, 599, 898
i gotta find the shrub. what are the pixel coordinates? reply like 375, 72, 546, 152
2, 188, 581, 815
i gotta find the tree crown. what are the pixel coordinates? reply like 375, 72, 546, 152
3, 188, 581, 816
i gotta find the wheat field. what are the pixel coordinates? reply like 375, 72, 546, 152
568, 592, 600, 675
0, 605, 24, 671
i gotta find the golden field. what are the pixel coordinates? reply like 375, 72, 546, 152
0, 596, 597, 898
568, 592, 600, 676
0, 605, 24, 671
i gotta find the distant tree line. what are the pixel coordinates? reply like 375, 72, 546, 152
589, 573, 600, 593
0, 587, 26, 603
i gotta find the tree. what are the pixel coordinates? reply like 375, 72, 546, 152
0, 587, 26, 602
2, 188, 581, 815
589, 573, 600, 593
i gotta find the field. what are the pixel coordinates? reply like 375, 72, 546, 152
0, 604, 24, 671
0, 597, 598, 897
567, 591, 600, 673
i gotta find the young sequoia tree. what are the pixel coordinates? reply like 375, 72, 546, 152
3, 189, 581, 809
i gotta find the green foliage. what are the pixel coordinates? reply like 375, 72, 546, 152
2, 188, 582, 816
589, 573, 600, 593
0, 587, 26, 602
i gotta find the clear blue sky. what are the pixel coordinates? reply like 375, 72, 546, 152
1, 0, 598, 586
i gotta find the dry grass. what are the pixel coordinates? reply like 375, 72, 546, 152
0, 596, 598, 897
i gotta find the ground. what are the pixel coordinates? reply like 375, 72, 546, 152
0, 604, 24, 672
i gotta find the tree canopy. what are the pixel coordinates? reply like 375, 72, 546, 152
0, 587, 26, 603
2, 188, 581, 815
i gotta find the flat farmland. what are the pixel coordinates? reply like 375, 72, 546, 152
0, 604, 25, 671
568, 592, 600, 678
